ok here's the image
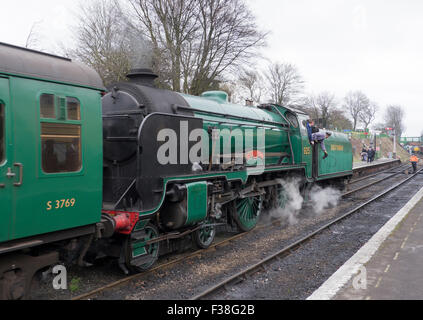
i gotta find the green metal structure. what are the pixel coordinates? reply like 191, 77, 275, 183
0, 43, 104, 243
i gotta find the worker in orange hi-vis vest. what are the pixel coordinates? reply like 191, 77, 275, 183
410, 154, 419, 173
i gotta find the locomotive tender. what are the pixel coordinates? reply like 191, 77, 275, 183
0, 43, 352, 299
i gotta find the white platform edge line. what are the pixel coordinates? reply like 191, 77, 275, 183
307, 185, 423, 300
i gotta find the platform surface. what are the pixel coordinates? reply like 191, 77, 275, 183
307, 185, 423, 300
353, 158, 398, 169
334, 192, 423, 299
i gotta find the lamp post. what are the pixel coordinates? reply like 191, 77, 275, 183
393, 127, 397, 159
374, 132, 378, 160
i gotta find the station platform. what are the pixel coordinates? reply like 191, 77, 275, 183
352, 158, 398, 170
308, 186, 423, 300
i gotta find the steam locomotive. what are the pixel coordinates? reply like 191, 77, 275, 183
0, 42, 352, 299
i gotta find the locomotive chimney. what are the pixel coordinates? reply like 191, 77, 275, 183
126, 68, 158, 87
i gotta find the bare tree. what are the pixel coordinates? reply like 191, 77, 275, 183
128, 0, 267, 94
384, 105, 405, 138
359, 101, 378, 131
305, 92, 337, 128
330, 109, 353, 131
299, 97, 319, 121
265, 62, 304, 106
219, 81, 243, 104
25, 21, 43, 50
238, 69, 265, 103
189, 0, 267, 95
128, 0, 199, 91
343, 91, 370, 131
69, 0, 139, 86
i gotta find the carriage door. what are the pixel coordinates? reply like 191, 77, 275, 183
0, 77, 12, 242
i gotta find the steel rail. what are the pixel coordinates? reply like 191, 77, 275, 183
71, 229, 251, 300
349, 163, 407, 185
343, 164, 409, 197
190, 167, 423, 300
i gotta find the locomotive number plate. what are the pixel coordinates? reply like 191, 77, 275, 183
303, 146, 311, 155
46, 198, 76, 211
330, 144, 344, 151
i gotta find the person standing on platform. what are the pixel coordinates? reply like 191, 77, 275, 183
361, 145, 368, 162
410, 154, 419, 173
368, 147, 375, 163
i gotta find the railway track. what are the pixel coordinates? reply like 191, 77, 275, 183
71, 161, 408, 300
343, 163, 409, 197
348, 162, 408, 185
190, 166, 423, 300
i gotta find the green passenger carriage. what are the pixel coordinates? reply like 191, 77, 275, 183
0, 42, 353, 299
0, 43, 103, 244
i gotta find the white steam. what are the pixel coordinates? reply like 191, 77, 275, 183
309, 185, 341, 215
268, 178, 304, 225
264, 178, 342, 225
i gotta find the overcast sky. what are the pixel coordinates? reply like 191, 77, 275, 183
1, 0, 422, 136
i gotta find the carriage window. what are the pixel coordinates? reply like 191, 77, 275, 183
41, 123, 81, 173
67, 97, 80, 120
0, 104, 4, 163
40, 94, 56, 119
